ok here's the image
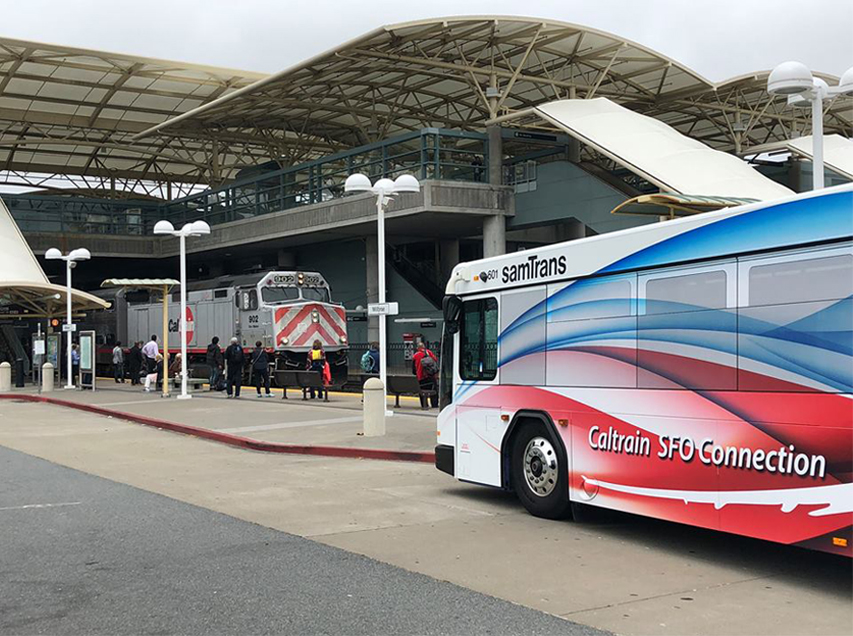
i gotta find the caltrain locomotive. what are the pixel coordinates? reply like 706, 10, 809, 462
86, 270, 349, 382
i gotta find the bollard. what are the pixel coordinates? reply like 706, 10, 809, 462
0, 361, 10, 392
14, 358, 25, 388
42, 362, 54, 393
362, 377, 386, 437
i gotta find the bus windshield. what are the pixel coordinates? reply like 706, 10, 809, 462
261, 287, 300, 304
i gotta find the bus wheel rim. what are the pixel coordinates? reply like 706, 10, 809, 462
523, 436, 558, 497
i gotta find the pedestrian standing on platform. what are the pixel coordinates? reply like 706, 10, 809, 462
112, 341, 125, 383
71, 343, 80, 386
206, 336, 224, 391
251, 341, 272, 398
142, 335, 159, 374
360, 342, 380, 375
224, 337, 245, 399
307, 339, 325, 399
128, 341, 143, 385
413, 341, 439, 409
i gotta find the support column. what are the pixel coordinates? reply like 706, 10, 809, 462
365, 236, 379, 344
485, 124, 506, 258
438, 239, 460, 283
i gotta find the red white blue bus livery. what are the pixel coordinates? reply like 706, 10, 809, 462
436, 184, 852, 556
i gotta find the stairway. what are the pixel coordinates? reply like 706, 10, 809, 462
386, 244, 444, 309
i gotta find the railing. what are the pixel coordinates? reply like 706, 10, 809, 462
6, 128, 488, 235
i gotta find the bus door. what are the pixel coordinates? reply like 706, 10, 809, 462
455, 296, 502, 486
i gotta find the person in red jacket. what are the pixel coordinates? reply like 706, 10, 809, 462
412, 341, 439, 409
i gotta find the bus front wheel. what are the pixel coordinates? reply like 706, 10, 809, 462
511, 420, 571, 520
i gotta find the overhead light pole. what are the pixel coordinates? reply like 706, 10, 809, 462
344, 173, 421, 412
768, 62, 853, 190
44, 247, 91, 389
153, 219, 211, 399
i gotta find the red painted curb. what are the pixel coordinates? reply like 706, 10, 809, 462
0, 393, 435, 464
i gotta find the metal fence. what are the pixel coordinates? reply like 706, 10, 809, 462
7, 128, 488, 236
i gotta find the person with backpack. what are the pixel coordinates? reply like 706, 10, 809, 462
224, 337, 245, 399
413, 341, 439, 409
360, 342, 380, 375
307, 339, 325, 399
251, 340, 273, 398
128, 341, 143, 385
206, 336, 224, 391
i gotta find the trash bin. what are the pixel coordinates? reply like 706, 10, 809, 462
14, 358, 25, 388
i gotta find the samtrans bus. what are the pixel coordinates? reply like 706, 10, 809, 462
436, 184, 852, 556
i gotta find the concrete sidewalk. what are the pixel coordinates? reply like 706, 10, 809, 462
4, 379, 436, 454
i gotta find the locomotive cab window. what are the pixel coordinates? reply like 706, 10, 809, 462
261, 287, 299, 304
459, 297, 498, 381
301, 287, 330, 302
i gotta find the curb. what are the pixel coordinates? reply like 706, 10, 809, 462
0, 394, 435, 464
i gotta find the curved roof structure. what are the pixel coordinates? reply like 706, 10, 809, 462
0, 36, 265, 193
0, 195, 108, 315
137, 16, 851, 160
1, 17, 849, 192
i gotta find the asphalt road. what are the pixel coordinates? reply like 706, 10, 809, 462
0, 445, 605, 636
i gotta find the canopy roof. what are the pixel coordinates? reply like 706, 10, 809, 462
1, 17, 849, 192
747, 134, 853, 181
0, 195, 108, 316
530, 98, 793, 200
101, 278, 179, 289
0, 36, 264, 193
611, 193, 760, 218
137, 16, 850, 163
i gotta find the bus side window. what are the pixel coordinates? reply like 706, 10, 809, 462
459, 297, 498, 381
739, 247, 852, 393
638, 263, 736, 390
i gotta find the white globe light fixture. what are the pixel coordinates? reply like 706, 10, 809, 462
767, 61, 813, 95
342, 172, 422, 415
152, 217, 213, 399
767, 61, 853, 191
45, 246, 94, 389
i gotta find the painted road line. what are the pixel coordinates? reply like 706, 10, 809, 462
219, 416, 363, 434
0, 501, 82, 511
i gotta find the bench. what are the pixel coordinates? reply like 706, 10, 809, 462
274, 369, 340, 402
386, 374, 437, 409
171, 376, 207, 392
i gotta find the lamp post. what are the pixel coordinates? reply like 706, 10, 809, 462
44, 247, 91, 389
768, 62, 853, 190
153, 219, 211, 399
344, 173, 421, 412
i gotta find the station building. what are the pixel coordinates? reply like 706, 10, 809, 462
1, 16, 850, 359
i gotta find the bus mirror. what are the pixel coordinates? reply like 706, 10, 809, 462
443, 295, 462, 335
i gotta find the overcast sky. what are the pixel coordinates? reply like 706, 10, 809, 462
2, 0, 852, 80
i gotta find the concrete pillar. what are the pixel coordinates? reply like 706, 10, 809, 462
483, 215, 506, 258
362, 377, 386, 436
42, 363, 54, 392
485, 124, 507, 258
365, 236, 379, 344
0, 362, 10, 392
438, 239, 460, 283
277, 249, 296, 268
488, 124, 502, 186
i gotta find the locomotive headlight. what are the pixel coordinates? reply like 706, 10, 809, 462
340, 335, 347, 344
297, 272, 305, 285
280, 336, 289, 345
311, 311, 319, 323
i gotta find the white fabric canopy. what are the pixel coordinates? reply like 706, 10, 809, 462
785, 135, 853, 181
534, 98, 793, 200
0, 196, 108, 313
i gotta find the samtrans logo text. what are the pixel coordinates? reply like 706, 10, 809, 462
502, 254, 567, 284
